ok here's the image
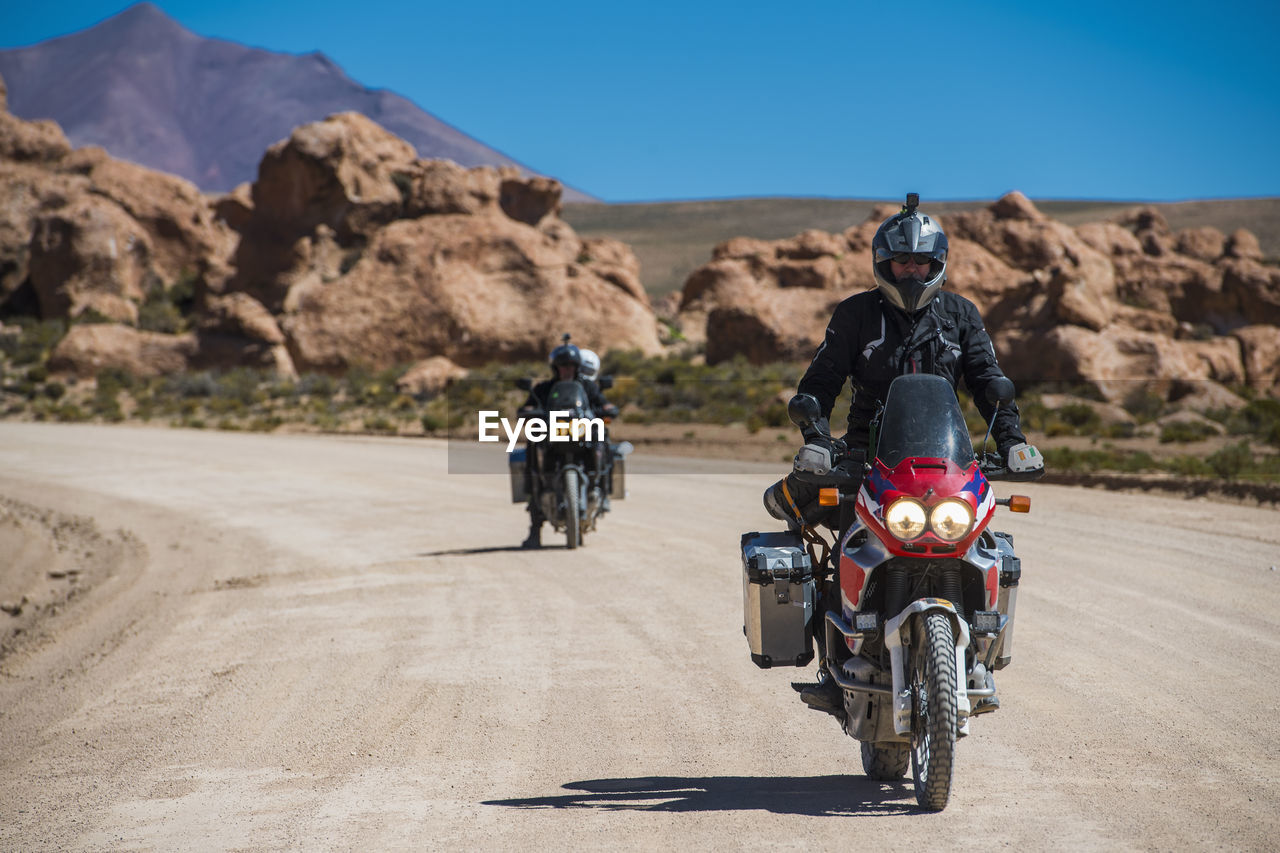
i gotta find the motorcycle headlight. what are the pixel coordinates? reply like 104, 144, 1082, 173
930, 499, 974, 541
884, 498, 927, 540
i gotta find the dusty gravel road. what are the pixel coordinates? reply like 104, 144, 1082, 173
1, 422, 1278, 851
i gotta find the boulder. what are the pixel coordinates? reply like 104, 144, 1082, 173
212, 183, 254, 232
0, 72, 72, 164
402, 159, 503, 218
27, 195, 153, 321
1023, 325, 1243, 402
197, 293, 285, 344
396, 355, 468, 398
499, 172, 561, 226
251, 111, 418, 238
1219, 259, 1280, 327
280, 214, 661, 372
47, 324, 196, 378
1232, 324, 1280, 392
1225, 228, 1264, 261
1075, 222, 1144, 258
989, 190, 1044, 221
1176, 227, 1227, 262
705, 288, 835, 365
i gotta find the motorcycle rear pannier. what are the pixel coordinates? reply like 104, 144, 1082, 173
610, 453, 626, 499
741, 531, 815, 668
509, 447, 528, 503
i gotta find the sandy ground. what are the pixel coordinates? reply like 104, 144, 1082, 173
1, 422, 1278, 850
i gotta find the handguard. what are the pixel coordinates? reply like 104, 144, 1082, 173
793, 443, 834, 476
1005, 442, 1044, 475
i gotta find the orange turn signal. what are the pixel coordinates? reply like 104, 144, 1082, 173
818, 488, 840, 507
1008, 495, 1031, 513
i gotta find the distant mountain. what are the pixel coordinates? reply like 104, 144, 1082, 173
0, 3, 595, 200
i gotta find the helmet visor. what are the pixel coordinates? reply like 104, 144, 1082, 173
875, 247, 946, 265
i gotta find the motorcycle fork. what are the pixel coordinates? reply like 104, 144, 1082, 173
883, 599, 972, 737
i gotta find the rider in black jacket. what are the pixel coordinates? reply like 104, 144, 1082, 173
519, 339, 618, 549
768, 194, 1041, 714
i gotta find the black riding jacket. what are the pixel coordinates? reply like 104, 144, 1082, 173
798, 289, 1025, 454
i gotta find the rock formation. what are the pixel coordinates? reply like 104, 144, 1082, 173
679, 191, 1280, 400
1, 74, 660, 381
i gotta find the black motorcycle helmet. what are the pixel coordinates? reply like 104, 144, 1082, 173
548, 334, 582, 373
871, 192, 949, 314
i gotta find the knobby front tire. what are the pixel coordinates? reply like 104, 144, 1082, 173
910, 611, 958, 811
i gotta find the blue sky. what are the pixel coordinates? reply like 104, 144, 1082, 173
3, 0, 1278, 203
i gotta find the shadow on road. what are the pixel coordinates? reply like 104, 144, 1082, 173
483, 774, 918, 817
417, 544, 571, 557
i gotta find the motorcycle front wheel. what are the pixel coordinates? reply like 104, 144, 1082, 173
563, 468, 580, 549
910, 611, 958, 811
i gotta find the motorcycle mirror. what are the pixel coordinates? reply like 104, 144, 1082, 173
614, 441, 634, 458
787, 393, 822, 429
515, 377, 533, 391
597, 375, 614, 391
985, 377, 1016, 407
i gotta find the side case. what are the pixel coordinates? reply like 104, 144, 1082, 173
509, 447, 527, 503
741, 531, 815, 668
610, 455, 626, 499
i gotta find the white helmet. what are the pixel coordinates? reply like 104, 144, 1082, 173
579, 349, 601, 382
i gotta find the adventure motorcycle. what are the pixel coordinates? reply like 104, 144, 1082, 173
741, 373, 1042, 810
510, 377, 628, 549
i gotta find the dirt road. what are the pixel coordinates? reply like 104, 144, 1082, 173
1, 422, 1278, 850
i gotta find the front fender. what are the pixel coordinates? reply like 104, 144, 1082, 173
884, 598, 972, 737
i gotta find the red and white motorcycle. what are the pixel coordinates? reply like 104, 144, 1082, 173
742, 373, 1042, 810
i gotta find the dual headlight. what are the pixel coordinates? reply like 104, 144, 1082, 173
884, 498, 973, 542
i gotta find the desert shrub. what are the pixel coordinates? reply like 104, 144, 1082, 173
310, 413, 339, 431
1163, 455, 1212, 477
297, 373, 335, 397
363, 415, 396, 433
54, 403, 88, 422
71, 307, 114, 325
164, 372, 219, 398
97, 366, 139, 391
1159, 420, 1218, 443
1216, 399, 1280, 446
92, 382, 124, 422
1206, 440, 1252, 480
9, 318, 66, 366
247, 415, 283, 432
345, 365, 404, 407
136, 277, 192, 333
42, 381, 66, 400
1102, 422, 1137, 439
214, 368, 267, 406
1042, 446, 1157, 474
1121, 387, 1165, 423
268, 380, 298, 400
1055, 403, 1101, 432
